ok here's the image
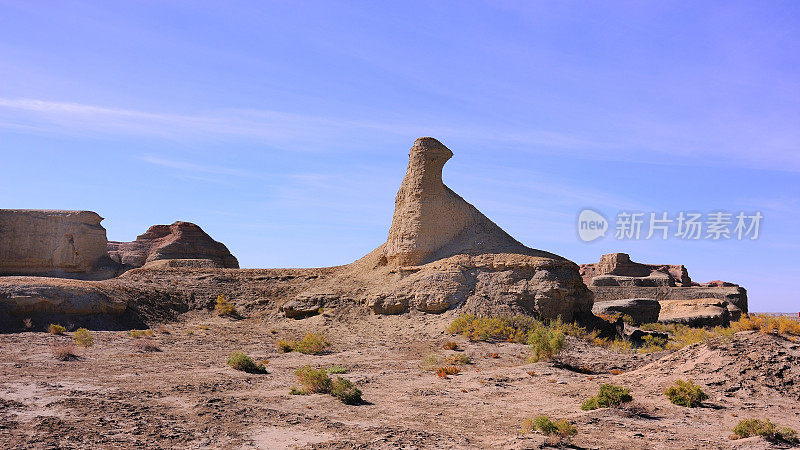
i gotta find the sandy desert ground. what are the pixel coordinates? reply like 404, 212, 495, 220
0, 308, 798, 449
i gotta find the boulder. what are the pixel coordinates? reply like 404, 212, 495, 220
108, 222, 238, 269
0, 210, 112, 278
658, 298, 732, 327
592, 298, 661, 324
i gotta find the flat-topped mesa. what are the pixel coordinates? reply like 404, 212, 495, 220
0, 209, 112, 277
108, 221, 239, 269
382, 137, 530, 267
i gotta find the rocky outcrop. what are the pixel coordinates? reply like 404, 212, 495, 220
108, 222, 238, 270
288, 137, 594, 322
580, 253, 691, 286
592, 298, 661, 325
584, 253, 748, 315
0, 210, 114, 278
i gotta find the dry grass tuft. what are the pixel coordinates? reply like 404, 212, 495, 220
129, 329, 154, 339
277, 333, 330, 355
51, 342, 78, 361
442, 341, 459, 351
134, 339, 162, 353
214, 294, 237, 317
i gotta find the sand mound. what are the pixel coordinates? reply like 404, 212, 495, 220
630, 331, 800, 400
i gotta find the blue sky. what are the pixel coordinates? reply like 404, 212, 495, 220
1, 1, 798, 311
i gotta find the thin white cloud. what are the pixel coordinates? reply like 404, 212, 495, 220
139, 155, 257, 178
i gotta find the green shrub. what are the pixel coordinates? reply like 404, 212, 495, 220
294, 366, 332, 394
733, 419, 798, 443
581, 384, 632, 410
292, 366, 363, 404
73, 328, 94, 347
527, 327, 565, 362
664, 379, 708, 407
330, 377, 362, 405
227, 351, 267, 373
48, 324, 66, 335
326, 365, 348, 374
521, 416, 577, 438
277, 333, 330, 355
214, 295, 237, 317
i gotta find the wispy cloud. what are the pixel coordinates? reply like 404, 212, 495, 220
139, 155, 257, 178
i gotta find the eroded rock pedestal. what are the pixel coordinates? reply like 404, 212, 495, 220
284, 137, 594, 321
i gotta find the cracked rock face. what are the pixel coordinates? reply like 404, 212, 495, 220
0, 210, 110, 276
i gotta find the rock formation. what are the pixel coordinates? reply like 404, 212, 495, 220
108, 221, 239, 270
381, 138, 532, 267
582, 253, 748, 321
580, 252, 691, 286
284, 137, 594, 322
0, 210, 113, 278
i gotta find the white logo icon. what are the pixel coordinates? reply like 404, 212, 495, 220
578, 209, 608, 242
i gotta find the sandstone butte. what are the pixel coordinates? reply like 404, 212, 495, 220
0, 137, 746, 332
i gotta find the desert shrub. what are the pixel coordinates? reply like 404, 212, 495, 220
51, 343, 77, 361
420, 352, 443, 371
581, 384, 633, 410
638, 334, 668, 353
73, 328, 94, 347
23, 318, 33, 329
447, 314, 542, 342
227, 351, 267, 373
134, 339, 162, 353
436, 366, 460, 378
289, 386, 307, 395
330, 377, 362, 405
732, 419, 798, 443
444, 353, 472, 365
278, 333, 330, 355
326, 365, 348, 374
521, 416, 577, 438
214, 295, 237, 317
48, 324, 66, 335
527, 327, 565, 362
294, 366, 332, 393
664, 379, 708, 407
129, 329, 154, 339
443, 341, 459, 351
